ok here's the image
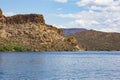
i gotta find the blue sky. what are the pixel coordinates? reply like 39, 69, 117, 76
0, 0, 120, 32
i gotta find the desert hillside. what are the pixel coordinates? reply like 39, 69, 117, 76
70, 30, 120, 51
0, 9, 81, 52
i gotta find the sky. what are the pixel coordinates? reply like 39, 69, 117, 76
0, 0, 120, 32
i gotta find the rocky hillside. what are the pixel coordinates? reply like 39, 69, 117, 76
71, 30, 120, 51
0, 9, 81, 52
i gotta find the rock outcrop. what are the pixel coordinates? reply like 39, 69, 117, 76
0, 9, 2, 17
6, 14, 45, 24
0, 9, 81, 52
0, 9, 6, 24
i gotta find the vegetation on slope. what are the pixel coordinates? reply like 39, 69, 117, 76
0, 45, 29, 52
71, 30, 120, 51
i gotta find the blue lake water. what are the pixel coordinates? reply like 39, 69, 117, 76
0, 51, 120, 80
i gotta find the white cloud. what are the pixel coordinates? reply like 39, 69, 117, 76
92, 0, 115, 6
76, 0, 120, 12
53, 24, 67, 28
56, 10, 120, 32
76, 0, 119, 6
3, 12, 15, 16
54, 0, 68, 3
54, 0, 120, 32
70, 19, 99, 28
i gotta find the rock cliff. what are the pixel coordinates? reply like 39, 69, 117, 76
6, 14, 45, 24
0, 9, 81, 52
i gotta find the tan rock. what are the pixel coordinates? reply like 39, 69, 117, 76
0, 8, 2, 17
0, 8, 80, 51
0, 29, 7, 38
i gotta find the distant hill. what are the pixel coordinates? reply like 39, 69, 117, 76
70, 30, 120, 51
62, 28, 87, 36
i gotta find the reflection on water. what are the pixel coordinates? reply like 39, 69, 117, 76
0, 52, 120, 80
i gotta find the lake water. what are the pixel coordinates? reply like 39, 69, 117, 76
0, 51, 120, 80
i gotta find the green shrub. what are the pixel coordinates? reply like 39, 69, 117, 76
0, 46, 5, 51
3, 45, 14, 51
0, 44, 30, 52
13, 45, 30, 52
0, 45, 13, 52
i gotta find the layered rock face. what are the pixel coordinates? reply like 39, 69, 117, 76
0, 9, 80, 51
6, 14, 45, 24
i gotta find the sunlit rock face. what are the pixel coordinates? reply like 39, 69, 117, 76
0, 8, 4, 23
0, 9, 6, 24
0, 8, 2, 17
0, 8, 81, 51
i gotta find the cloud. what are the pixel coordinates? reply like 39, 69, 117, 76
56, 10, 120, 32
70, 19, 99, 28
54, 0, 68, 3
76, 0, 120, 12
3, 12, 15, 16
76, 0, 119, 6
53, 24, 67, 28
54, 0, 120, 32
